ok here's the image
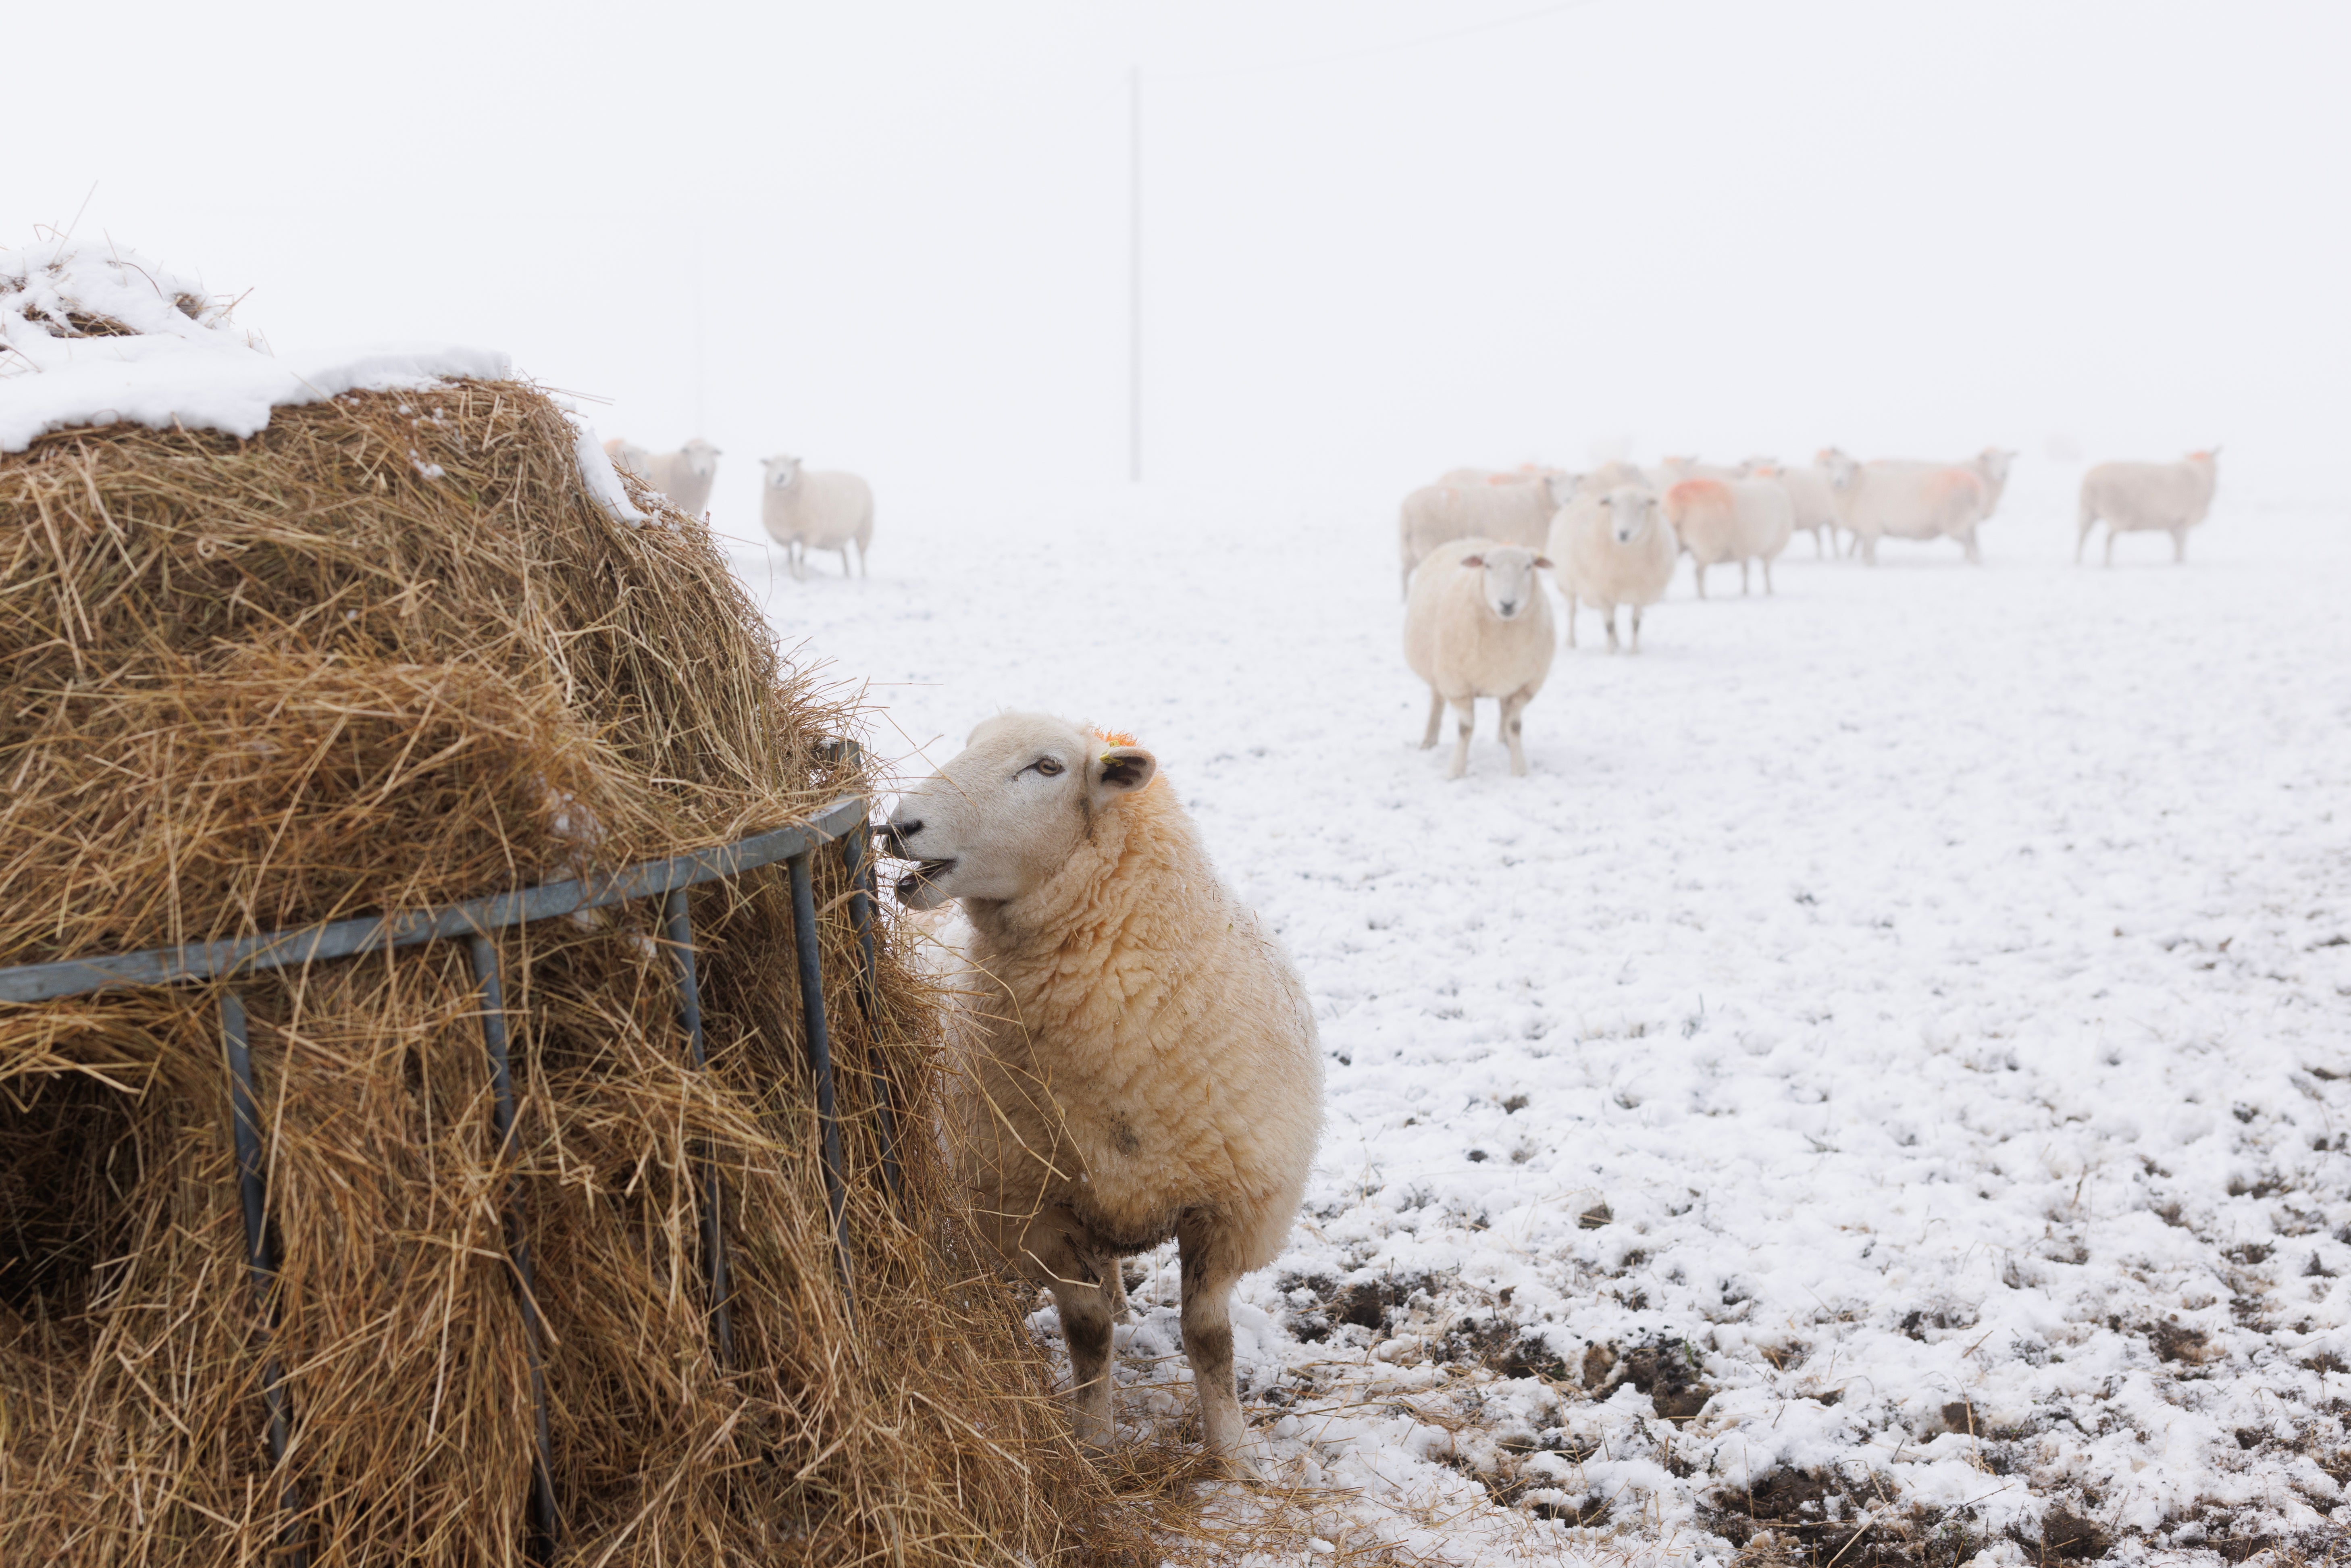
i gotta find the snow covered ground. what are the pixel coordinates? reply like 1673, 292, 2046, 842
727, 472, 2351, 1566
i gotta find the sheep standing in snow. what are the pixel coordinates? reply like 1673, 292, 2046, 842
1550, 485, 1677, 652
884, 715, 1321, 1478
2077, 449, 2219, 565
1819, 449, 1989, 564
1664, 476, 1795, 597
628, 437, 723, 517
1971, 447, 2017, 522
1404, 538, 1557, 778
1743, 457, 1841, 558
759, 455, 874, 578
1397, 479, 1559, 598
602, 436, 655, 483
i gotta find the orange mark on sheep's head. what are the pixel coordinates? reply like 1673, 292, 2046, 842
1086, 725, 1139, 748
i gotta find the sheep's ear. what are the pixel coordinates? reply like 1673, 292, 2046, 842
1090, 745, 1156, 802
1533, 555, 1554, 570
1459, 554, 1485, 568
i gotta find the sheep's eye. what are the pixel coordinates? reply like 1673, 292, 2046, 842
1032, 757, 1064, 777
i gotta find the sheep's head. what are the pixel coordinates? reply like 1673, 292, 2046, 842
1598, 486, 1659, 546
882, 713, 1157, 912
1821, 449, 1860, 491
682, 437, 722, 475
760, 454, 803, 491
1456, 546, 1550, 621
1976, 447, 2015, 484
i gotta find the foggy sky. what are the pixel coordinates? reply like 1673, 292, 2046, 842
15, 0, 2348, 522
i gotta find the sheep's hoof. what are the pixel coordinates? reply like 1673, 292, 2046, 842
1211, 1442, 1268, 1485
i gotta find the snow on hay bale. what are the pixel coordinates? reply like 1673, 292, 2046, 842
0, 245, 1160, 1564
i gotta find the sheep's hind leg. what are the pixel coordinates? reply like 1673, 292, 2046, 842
1176, 1216, 1263, 1481
2105, 527, 2118, 568
1740, 559, 1752, 595
1447, 698, 1475, 780
1419, 687, 1444, 750
1566, 596, 1577, 649
2172, 528, 2186, 564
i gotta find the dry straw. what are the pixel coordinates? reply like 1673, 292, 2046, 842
0, 378, 1185, 1564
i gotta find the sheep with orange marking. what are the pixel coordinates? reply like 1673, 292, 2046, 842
1664, 476, 1794, 597
2077, 449, 2219, 565
883, 715, 1322, 1480
1819, 450, 1991, 564
1404, 537, 1557, 777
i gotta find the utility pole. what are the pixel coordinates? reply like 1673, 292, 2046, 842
1128, 63, 1142, 483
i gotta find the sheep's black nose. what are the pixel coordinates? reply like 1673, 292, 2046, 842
1499, 600, 1518, 616
882, 819, 920, 856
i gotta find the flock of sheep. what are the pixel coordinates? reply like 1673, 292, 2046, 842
1400, 447, 2222, 778
601, 436, 876, 578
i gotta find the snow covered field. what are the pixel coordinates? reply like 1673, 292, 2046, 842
729, 475, 2351, 1566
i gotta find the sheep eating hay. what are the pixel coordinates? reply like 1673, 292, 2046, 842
884, 714, 1323, 1478
0, 243, 1170, 1565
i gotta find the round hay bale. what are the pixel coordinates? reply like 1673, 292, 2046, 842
0, 374, 1153, 1564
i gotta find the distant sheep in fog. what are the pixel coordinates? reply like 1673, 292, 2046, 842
1404, 539, 1556, 778
1743, 458, 1840, 558
759, 455, 875, 579
1550, 485, 1677, 652
1971, 448, 2016, 521
2077, 449, 2219, 565
1398, 479, 1557, 597
1664, 477, 1793, 597
1820, 450, 1988, 564
601, 437, 722, 517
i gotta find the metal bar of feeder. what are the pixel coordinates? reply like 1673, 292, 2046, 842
837, 821, 903, 1208
816, 738, 903, 1207
789, 850, 855, 1320
0, 797, 868, 1004
662, 888, 735, 1368
469, 936, 562, 1563
220, 992, 308, 1568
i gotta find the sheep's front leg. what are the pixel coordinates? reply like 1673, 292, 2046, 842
1761, 557, 1775, 595
1963, 527, 1981, 565
2172, 528, 2187, 564
1022, 1217, 1119, 1449
1176, 1218, 1261, 1480
1565, 595, 1578, 649
1447, 698, 1476, 780
1419, 687, 1444, 750
1813, 526, 1826, 559
1500, 688, 1532, 776
2104, 528, 2118, 568
1739, 559, 1752, 595
1629, 605, 1644, 653
1694, 562, 1708, 599
1604, 606, 1620, 653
